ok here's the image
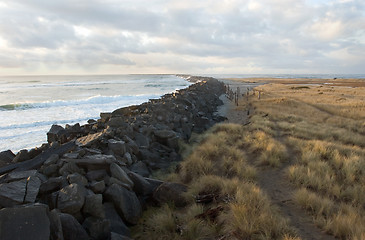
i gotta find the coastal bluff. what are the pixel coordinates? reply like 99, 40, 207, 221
0, 76, 226, 240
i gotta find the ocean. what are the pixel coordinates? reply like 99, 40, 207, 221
0, 74, 191, 153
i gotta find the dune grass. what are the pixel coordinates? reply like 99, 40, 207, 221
247, 83, 365, 239
132, 123, 297, 240
132, 81, 365, 240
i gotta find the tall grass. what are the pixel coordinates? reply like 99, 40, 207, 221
248, 83, 365, 239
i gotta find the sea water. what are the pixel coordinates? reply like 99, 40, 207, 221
0, 75, 191, 153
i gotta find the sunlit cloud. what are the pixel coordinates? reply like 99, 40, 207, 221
0, 0, 364, 75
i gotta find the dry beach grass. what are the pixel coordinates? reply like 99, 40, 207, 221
132, 78, 365, 240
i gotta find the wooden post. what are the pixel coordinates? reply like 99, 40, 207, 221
258, 91, 261, 100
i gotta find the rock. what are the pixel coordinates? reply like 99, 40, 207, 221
4, 169, 38, 182
0, 204, 50, 240
59, 162, 83, 176
130, 161, 150, 177
134, 133, 149, 148
154, 129, 176, 143
153, 182, 188, 207
100, 112, 112, 123
107, 117, 125, 128
104, 202, 130, 237
110, 163, 134, 190
83, 194, 105, 218
42, 164, 59, 177
0, 150, 15, 163
0, 141, 76, 176
47, 124, 67, 144
63, 152, 80, 159
24, 176, 42, 203
124, 136, 139, 155
57, 183, 87, 215
127, 171, 153, 196
111, 232, 133, 240
59, 212, 89, 240
108, 139, 126, 156
145, 177, 164, 192
0, 179, 27, 207
49, 209, 64, 240
86, 169, 108, 182
123, 152, 133, 165
12, 149, 30, 163
108, 177, 133, 191
64, 154, 116, 170
39, 176, 67, 194
83, 217, 110, 240
89, 180, 106, 194
104, 184, 142, 225
76, 131, 105, 147
67, 173, 88, 186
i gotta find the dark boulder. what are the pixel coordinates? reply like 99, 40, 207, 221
104, 202, 131, 237
59, 212, 89, 240
153, 182, 188, 207
104, 183, 142, 225
0, 203, 50, 240
57, 183, 87, 215
47, 124, 68, 144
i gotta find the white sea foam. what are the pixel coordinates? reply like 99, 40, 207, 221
0, 74, 191, 153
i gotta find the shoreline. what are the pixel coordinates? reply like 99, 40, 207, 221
0, 76, 227, 239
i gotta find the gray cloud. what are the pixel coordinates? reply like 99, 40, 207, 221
0, 0, 364, 74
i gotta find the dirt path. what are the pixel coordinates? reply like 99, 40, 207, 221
221, 82, 336, 240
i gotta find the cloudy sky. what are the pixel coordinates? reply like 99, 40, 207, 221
0, 0, 364, 75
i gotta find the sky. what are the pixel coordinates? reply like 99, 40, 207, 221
0, 0, 364, 75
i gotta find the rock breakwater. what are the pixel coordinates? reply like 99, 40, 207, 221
0, 76, 225, 240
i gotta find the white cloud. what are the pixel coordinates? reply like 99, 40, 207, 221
0, 0, 364, 74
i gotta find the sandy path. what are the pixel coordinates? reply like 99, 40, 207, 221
219, 79, 337, 240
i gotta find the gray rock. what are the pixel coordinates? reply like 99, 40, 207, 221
67, 172, 88, 186
104, 202, 130, 236
39, 176, 66, 194
153, 182, 188, 207
83, 194, 105, 218
107, 117, 125, 128
4, 169, 38, 182
130, 161, 150, 177
89, 180, 105, 194
59, 212, 89, 240
86, 169, 108, 182
44, 154, 59, 166
111, 232, 133, 240
0, 179, 27, 207
127, 172, 153, 196
110, 163, 133, 190
57, 183, 87, 215
42, 164, 59, 177
108, 139, 126, 156
83, 217, 110, 240
134, 133, 149, 148
104, 184, 142, 225
64, 154, 116, 171
108, 177, 132, 191
12, 149, 30, 163
76, 130, 105, 147
24, 176, 41, 203
0, 150, 15, 163
0, 203, 50, 240
49, 209, 64, 240
62, 152, 80, 159
123, 152, 133, 165
47, 124, 67, 144
59, 162, 83, 176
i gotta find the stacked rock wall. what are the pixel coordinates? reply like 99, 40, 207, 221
0, 76, 225, 240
